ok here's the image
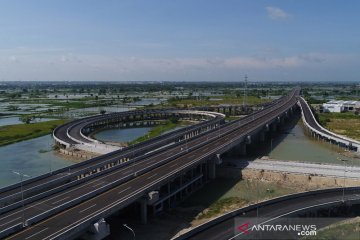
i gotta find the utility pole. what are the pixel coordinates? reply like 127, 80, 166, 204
243, 74, 248, 107
12, 171, 31, 227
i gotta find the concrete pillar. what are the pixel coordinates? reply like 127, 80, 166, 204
208, 159, 216, 179
271, 123, 277, 132
84, 218, 110, 240
245, 135, 251, 145
140, 199, 147, 224
239, 142, 247, 155
280, 117, 285, 124
259, 131, 265, 142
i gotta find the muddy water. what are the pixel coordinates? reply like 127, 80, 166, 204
246, 114, 360, 167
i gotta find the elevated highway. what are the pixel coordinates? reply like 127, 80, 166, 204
299, 97, 360, 151
54, 109, 225, 154
0, 110, 224, 209
175, 187, 360, 240
1, 89, 299, 239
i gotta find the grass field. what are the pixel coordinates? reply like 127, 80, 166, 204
302, 217, 360, 240
167, 95, 269, 107
181, 178, 297, 220
318, 112, 360, 141
129, 120, 190, 145
0, 119, 67, 146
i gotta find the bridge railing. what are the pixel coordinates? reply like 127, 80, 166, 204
174, 186, 360, 240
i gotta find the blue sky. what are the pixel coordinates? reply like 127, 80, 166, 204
0, 0, 359, 82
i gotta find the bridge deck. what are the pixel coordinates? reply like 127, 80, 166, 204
3, 89, 299, 239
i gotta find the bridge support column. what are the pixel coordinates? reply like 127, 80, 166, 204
83, 218, 110, 240
280, 117, 285, 124
208, 158, 216, 179
140, 198, 148, 224
229, 143, 246, 156
239, 142, 247, 156
259, 131, 265, 142
271, 123, 277, 132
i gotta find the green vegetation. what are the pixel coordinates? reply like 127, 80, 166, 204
167, 95, 268, 108
129, 120, 190, 145
318, 112, 360, 141
196, 197, 248, 219
19, 115, 35, 124
0, 119, 67, 146
302, 217, 360, 240
225, 116, 242, 121
181, 178, 297, 220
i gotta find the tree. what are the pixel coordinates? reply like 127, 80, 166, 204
100, 109, 106, 115
19, 115, 34, 124
7, 105, 19, 111
169, 116, 179, 124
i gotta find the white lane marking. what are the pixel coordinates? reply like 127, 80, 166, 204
25, 227, 48, 239
147, 173, 158, 180
202, 147, 209, 152
5, 113, 236, 230
92, 181, 105, 188
122, 170, 132, 175
51, 196, 70, 205
227, 199, 342, 240
118, 187, 132, 195
40, 111, 297, 239
169, 163, 178, 168
0, 217, 21, 227
79, 204, 97, 214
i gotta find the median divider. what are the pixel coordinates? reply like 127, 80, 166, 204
11, 124, 231, 235
0, 111, 224, 206
19, 91, 298, 239
0, 223, 23, 239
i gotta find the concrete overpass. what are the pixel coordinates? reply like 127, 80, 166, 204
299, 97, 360, 151
0, 88, 299, 239
53, 109, 226, 154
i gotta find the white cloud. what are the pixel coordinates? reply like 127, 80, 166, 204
9, 55, 18, 63
0, 46, 356, 82
266, 6, 290, 20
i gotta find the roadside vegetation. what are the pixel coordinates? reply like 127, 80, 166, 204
180, 178, 297, 220
225, 116, 242, 121
317, 112, 360, 141
167, 95, 268, 108
0, 119, 67, 146
302, 217, 360, 240
129, 119, 191, 145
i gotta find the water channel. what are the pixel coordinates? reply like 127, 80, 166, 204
94, 127, 153, 142
0, 113, 359, 188
244, 113, 360, 167
0, 135, 72, 187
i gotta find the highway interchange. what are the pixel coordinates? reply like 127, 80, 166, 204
0, 110, 224, 207
1, 89, 299, 239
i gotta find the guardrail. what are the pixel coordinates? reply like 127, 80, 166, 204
33, 93, 301, 240
0, 111, 224, 205
0, 90, 298, 239
0, 118, 221, 211
298, 97, 360, 151
175, 186, 360, 240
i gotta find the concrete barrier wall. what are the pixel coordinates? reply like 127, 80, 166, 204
0, 223, 23, 239
175, 186, 360, 240
0, 115, 223, 207
27, 93, 299, 239
298, 97, 360, 150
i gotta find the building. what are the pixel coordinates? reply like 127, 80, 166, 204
322, 100, 360, 113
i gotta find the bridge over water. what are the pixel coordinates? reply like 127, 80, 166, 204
1, 89, 299, 239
